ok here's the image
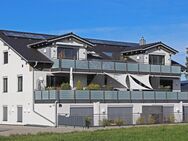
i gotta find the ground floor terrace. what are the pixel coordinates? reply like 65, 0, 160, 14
42, 72, 181, 92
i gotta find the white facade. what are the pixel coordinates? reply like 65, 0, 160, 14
0, 40, 55, 126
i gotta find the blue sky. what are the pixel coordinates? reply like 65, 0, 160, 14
0, 0, 188, 65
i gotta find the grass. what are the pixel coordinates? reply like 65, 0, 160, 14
1, 124, 188, 141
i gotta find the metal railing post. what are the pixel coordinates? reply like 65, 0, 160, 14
117, 91, 119, 103
59, 59, 62, 70
74, 90, 76, 103
48, 90, 50, 100
89, 90, 91, 103
103, 91, 105, 103
130, 91, 132, 103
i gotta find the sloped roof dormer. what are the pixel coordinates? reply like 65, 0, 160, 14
121, 42, 178, 55
28, 32, 95, 48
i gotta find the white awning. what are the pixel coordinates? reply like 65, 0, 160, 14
105, 73, 128, 88
130, 74, 153, 89
128, 75, 150, 90
105, 73, 153, 90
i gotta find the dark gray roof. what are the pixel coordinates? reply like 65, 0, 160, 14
29, 32, 94, 48
121, 42, 178, 54
85, 38, 139, 47
0, 30, 54, 64
0, 29, 179, 65
171, 60, 186, 71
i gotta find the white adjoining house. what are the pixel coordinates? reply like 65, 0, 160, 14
0, 30, 187, 127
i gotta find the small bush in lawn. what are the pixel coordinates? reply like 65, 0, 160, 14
85, 116, 92, 128
148, 115, 156, 124
136, 117, 145, 125
61, 83, 71, 90
100, 119, 111, 127
115, 118, 124, 126
76, 80, 83, 90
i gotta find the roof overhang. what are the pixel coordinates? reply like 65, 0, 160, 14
28, 32, 95, 48
121, 42, 178, 55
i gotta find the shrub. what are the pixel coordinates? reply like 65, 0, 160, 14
100, 119, 111, 127
114, 118, 124, 126
85, 116, 92, 128
167, 115, 175, 123
87, 83, 100, 90
76, 80, 83, 90
148, 115, 156, 124
61, 83, 71, 90
104, 84, 113, 90
45, 86, 56, 90
136, 117, 145, 125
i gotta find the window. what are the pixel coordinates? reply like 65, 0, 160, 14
160, 79, 173, 91
46, 75, 69, 88
3, 106, 8, 121
87, 74, 95, 85
3, 51, 8, 64
149, 55, 165, 65
104, 75, 108, 85
17, 106, 23, 122
3, 77, 8, 93
57, 47, 77, 59
18, 76, 23, 92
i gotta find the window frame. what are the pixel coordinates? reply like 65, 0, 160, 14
149, 54, 165, 65
17, 75, 23, 92
3, 106, 8, 121
3, 51, 8, 64
57, 47, 78, 59
3, 77, 8, 93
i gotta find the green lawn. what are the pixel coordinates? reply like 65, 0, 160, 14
1, 124, 188, 141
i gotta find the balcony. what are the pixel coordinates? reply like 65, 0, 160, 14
34, 90, 188, 103
51, 59, 181, 75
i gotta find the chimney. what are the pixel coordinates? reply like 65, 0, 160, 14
139, 36, 146, 45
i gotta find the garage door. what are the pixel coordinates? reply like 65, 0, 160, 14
58, 107, 93, 126
163, 106, 174, 123
108, 107, 133, 125
142, 106, 163, 123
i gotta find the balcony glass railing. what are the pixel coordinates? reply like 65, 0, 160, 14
52, 59, 181, 74
34, 90, 188, 103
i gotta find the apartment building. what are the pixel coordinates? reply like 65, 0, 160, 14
0, 30, 186, 126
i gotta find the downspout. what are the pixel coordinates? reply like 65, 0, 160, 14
32, 61, 56, 126
33, 61, 38, 68
55, 100, 58, 127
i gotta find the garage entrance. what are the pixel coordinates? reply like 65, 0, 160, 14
58, 107, 93, 126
